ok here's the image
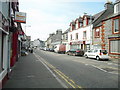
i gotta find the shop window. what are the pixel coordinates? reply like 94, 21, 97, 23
110, 40, 120, 54
95, 28, 100, 38
113, 18, 119, 34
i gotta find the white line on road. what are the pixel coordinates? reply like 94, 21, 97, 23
91, 65, 107, 72
33, 53, 68, 88
91, 65, 118, 75
72, 59, 118, 75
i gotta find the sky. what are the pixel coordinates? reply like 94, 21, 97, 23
19, 0, 116, 41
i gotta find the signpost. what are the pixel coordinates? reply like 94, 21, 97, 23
14, 12, 26, 23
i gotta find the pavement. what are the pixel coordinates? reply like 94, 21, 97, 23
2, 52, 63, 89
109, 58, 120, 65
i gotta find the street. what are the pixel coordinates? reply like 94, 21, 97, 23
34, 49, 119, 88
3, 48, 119, 89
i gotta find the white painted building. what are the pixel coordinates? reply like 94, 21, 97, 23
68, 15, 93, 52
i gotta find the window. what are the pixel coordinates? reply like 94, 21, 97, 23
76, 33, 78, 40
94, 50, 98, 53
83, 31, 86, 38
80, 23, 83, 27
70, 34, 72, 40
66, 34, 68, 40
76, 20, 78, 29
114, 4, 120, 13
113, 18, 119, 33
110, 40, 120, 54
83, 17, 87, 26
95, 28, 100, 38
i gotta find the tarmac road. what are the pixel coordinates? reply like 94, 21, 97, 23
3, 49, 119, 89
34, 49, 119, 88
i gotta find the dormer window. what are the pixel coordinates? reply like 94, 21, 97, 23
114, 2, 120, 13
80, 22, 83, 27
83, 17, 87, 26
76, 20, 78, 29
70, 22, 75, 31
75, 19, 80, 29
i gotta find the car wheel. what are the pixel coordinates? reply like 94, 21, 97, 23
67, 52, 69, 55
96, 56, 100, 60
73, 53, 76, 56
85, 54, 88, 58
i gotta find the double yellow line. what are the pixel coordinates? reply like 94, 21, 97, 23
42, 60, 83, 89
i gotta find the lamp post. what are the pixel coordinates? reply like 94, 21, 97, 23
24, 25, 31, 50
24, 25, 31, 35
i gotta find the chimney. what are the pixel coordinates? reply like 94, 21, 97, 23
104, 1, 114, 10
49, 34, 53, 37
56, 29, 62, 34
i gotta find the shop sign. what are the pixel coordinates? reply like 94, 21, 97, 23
15, 12, 26, 23
70, 41, 83, 45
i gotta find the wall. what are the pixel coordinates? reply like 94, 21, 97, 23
92, 27, 102, 49
104, 19, 112, 51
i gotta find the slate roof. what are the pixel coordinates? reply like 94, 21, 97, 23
93, 6, 114, 28
77, 17, 83, 23
115, 0, 120, 3
92, 10, 105, 23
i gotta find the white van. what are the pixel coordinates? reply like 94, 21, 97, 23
84, 49, 109, 60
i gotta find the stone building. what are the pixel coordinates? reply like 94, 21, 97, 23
102, 0, 120, 58
46, 29, 62, 49
62, 28, 70, 52
92, 1, 114, 50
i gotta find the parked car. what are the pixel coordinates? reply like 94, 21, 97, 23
21, 50, 28, 56
84, 49, 109, 60
28, 48, 33, 53
67, 49, 84, 56
49, 48, 54, 52
46, 48, 50, 51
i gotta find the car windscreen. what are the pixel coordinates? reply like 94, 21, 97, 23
100, 50, 108, 54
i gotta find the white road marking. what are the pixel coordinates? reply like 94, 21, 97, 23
85, 64, 89, 66
91, 65, 107, 72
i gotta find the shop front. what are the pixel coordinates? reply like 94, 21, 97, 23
0, 12, 10, 87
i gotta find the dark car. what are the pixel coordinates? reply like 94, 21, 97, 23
21, 50, 28, 56
67, 49, 84, 56
49, 48, 54, 52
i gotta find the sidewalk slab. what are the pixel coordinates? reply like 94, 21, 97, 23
109, 58, 120, 64
3, 53, 63, 88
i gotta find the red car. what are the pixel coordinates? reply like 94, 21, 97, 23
67, 49, 84, 56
